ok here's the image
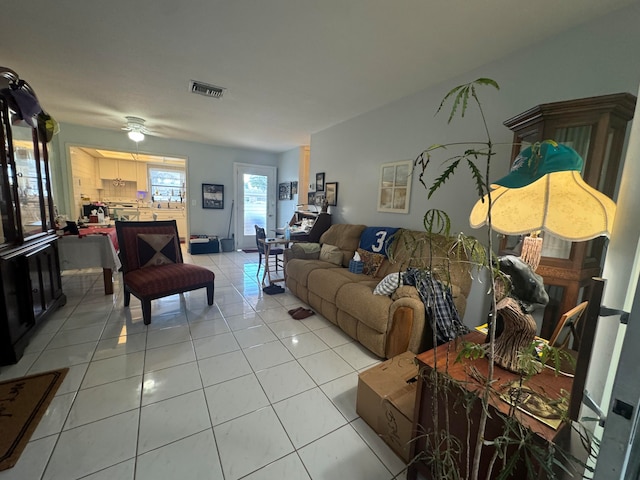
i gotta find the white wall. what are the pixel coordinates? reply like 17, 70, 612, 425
50, 124, 279, 239
277, 147, 301, 226
309, 3, 640, 326
310, 4, 640, 234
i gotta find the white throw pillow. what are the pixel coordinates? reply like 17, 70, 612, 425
319, 244, 343, 265
373, 272, 404, 295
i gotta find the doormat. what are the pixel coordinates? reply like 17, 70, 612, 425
242, 249, 259, 253
0, 368, 68, 471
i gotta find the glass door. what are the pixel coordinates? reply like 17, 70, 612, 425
12, 123, 45, 240
234, 163, 277, 250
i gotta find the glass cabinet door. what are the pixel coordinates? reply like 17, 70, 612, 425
0, 102, 19, 245
11, 122, 45, 240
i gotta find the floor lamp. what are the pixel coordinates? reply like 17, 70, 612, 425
468, 141, 616, 371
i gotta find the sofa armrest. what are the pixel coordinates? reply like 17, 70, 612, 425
392, 285, 421, 301
387, 295, 429, 356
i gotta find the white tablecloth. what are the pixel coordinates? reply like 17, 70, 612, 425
57, 234, 121, 272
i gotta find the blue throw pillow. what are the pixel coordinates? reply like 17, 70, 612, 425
358, 227, 399, 257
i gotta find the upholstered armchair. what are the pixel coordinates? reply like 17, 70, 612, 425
115, 220, 215, 324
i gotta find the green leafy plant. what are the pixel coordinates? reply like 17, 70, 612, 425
406, 78, 596, 480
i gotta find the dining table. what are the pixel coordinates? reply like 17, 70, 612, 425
57, 226, 121, 294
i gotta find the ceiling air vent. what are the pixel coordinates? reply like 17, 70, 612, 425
189, 80, 225, 99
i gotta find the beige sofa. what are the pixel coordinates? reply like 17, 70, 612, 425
284, 224, 473, 358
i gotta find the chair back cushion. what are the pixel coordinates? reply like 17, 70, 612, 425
116, 220, 184, 272
255, 225, 267, 254
137, 233, 180, 268
319, 224, 367, 267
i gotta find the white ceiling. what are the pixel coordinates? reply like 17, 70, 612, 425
1, 0, 634, 152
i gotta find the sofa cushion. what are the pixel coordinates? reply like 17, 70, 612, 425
307, 268, 360, 303
358, 227, 399, 257
335, 282, 392, 334
373, 272, 404, 296
376, 229, 472, 293
319, 224, 367, 267
125, 263, 214, 296
285, 258, 340, 288
290, 242, 321, 260
357, 248, 385, 276
319, 244, 343, 265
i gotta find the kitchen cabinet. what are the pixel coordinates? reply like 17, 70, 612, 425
98, 158, 117, 179
136, 162, 148, 191
0, 67, 66, 365
502, 93, 636, 339
98, 158, 137, 181
118, 160, 137, 181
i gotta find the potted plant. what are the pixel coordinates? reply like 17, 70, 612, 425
403, 78, 595, 480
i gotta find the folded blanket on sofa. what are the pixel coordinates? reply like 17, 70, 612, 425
403, 267, 469, 345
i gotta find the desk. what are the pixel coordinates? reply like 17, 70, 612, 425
258, 238, 291, 285
57, 229, 122, 294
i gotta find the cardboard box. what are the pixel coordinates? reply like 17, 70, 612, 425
356, 351, 418, 462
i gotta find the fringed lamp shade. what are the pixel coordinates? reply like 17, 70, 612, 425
469, 170, 616, 241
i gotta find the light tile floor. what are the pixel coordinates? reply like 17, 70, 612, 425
0, 249, 411, 480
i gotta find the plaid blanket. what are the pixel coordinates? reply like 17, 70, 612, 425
403, 268, 468, 345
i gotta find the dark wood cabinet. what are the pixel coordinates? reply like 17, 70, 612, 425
502, 93, 636, 339
0, 67, 66, 365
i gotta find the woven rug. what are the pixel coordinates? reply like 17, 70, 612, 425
0, 368, 68, 471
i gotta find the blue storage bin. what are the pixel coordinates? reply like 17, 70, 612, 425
190, 237, 219, 254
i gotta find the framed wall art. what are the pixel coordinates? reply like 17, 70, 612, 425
377, 160, 412, 214
202, 183, 224, 209
291, 181, 298, 195
315, 172, 325, 192
325, 182, 338, 206
278, 182, 292, 200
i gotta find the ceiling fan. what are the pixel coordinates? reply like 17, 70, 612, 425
121, 116, 150, 142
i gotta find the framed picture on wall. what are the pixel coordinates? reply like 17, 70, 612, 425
377, 160, 412, 214
291, 181, 298, 195
307, 192, 315, 205
279, 182, 292, 200
202, 183, 224, 209
315, 172, 325, 192
325, 182, 338, 206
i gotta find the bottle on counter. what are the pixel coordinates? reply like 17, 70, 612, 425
284, 224, 291, 241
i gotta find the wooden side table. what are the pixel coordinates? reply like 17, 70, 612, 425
408, 331, 574, 479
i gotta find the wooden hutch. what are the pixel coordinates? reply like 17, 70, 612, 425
0, 67, 66, 365
501, 93, 636, 339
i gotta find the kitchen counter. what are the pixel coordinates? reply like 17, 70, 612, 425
103, 202, 188, 240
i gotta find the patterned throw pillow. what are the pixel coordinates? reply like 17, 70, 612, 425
358, 227, 399, 257
373, 272, 404, 295
356, 248, 385, 276
137, 234, 179, 268
319, 244, 343, 265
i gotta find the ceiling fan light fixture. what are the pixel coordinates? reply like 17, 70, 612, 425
128, 130, 145, 142
124, 116, 147, 142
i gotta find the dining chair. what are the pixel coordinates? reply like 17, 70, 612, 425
255, 225, 284, 283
